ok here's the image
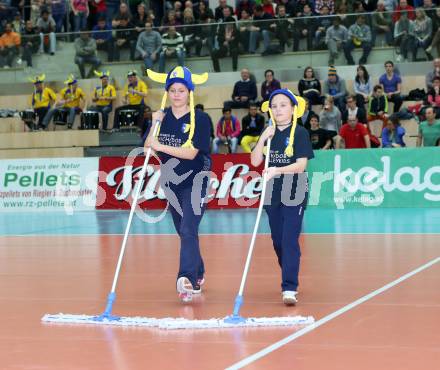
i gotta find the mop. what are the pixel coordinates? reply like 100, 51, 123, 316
42, 69, 314, 330
42, 93, 169, 328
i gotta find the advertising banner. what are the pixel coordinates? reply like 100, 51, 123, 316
98, 148, 440, 210
0, 158, 99, 212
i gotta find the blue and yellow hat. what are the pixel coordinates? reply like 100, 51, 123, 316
146, 66, 208, 149
261, 88, 306, 157
64, 74, 77, 85
29, 74, 45, 84
94, 70, 110, 79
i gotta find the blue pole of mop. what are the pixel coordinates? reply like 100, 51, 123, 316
224, 295, 246, 324
103, 292, 116, 317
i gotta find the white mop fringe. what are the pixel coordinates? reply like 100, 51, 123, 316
42, 313, 314, 330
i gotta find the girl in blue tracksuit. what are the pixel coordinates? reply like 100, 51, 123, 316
144, 67, 211, 303
251, 89, 314, 306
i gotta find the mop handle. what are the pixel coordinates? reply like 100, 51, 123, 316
109, 117, 162, 294
236, 128, 273, 297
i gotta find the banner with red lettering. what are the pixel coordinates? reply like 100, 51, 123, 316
97, 154, 264, 209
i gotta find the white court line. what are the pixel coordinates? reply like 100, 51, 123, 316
226, 256, 440, 370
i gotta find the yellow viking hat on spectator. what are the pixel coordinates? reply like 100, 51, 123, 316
261, 89, 306, 157
29, 74, 46, 84
94, 70, 110, 79
64, 74, 78, 85
146, 66, 208, 149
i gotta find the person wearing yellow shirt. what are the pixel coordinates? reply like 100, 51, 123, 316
29, 74, 57, 130
87, 70, 116, 130
113, 70, 148, 130
43, 75, 86, 129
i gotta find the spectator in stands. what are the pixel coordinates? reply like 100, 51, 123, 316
106, 0, 120, 22
298, 66, 322, 106
337, 116, 371, 149
11, 11, 23, 35
324, 66, 347, 112
213, 107, 241, 153
372, 1, 393, 46
51, 0, 66, 33
21, 20, 38, 67
422, 0, 436, 19
325, 16, 348, 66
43, 75, 85, 129
112, 2, 132, 26
361, 0, 379, 11
71, 0, 89, 33
113, 70, 147, 131
292, 3, 314, 52
194, 103, 215, 147
354, 65, 372, 107
393, 0, 415, 22
88, 0, 107, 29
197, 13, 215, 57
196, 1, 214, 21
308, 114, 332, 150
426, 63, 440, 91
92, 16, 114, 62
172, 1, 183, 24
158, 26, 185, 73
239, 103, 265, 153
182, 8, 202, 57
88, 71, 116, 131
297, 98, 317, 129
133, 3, 149, 40
262, 0, 275, 16
315, 0, 335, 14
74, 30, 101, 79
214, 0, 234, 21
37, 9, 56, 55
30, 74, 57, 130
427, 76, 440, 115
394, 10, 412, 62
368, 84, 389, 126
342, 95, 367, 124
383, 0, 397, 11
211, 11, 239, 72
238, 8, 254, 52
379, 61, 403, 113
236, 0, 255, 20
319, 96, 342, 143
136, 21, 162, 70
0, 22, 20, 68
224, 68, 257, 109
314, 5, 333, 50
410, 8, 433, 61
249, 5, 274, 54
268, 4, 293, 52
113, 16, 136, 61
417, 106, 440, 146
382, 117, 406, 147
343, 15, 372, 65
426, 25, 440, 60
261, 69, 281, 102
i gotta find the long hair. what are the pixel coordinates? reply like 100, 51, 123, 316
355, 65, 369, 84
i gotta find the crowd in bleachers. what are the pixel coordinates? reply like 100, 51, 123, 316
2, 1, 440, 148
2, 1, 440, 70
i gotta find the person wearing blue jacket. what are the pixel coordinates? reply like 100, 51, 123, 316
382, 118, 406, 148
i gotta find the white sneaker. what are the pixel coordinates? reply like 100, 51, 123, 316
282, 291, 298, 306
16, 58, 22, 65
396, 55, 403, 62
176, 277, 193, 303
192, 278, 205, 294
